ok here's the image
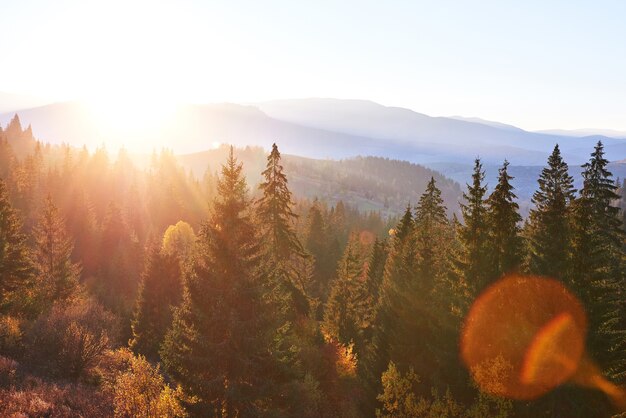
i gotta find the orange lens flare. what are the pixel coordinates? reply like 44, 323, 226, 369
461, 274, 626, 412
520, 312, 581, 386
461, 275, 586, 400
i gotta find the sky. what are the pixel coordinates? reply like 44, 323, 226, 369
1, 0, 626, 131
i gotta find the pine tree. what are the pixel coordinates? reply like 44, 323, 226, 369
526, 144, 575, 279
304, 200, 332, 303
0, 136, 17, 180
0, 178, 31, 308
486, 160, 522, 278
98, 201, 140, 314
393, 204, 414, 245
130, 244, 182, 361
364, 238, 388, 308
619, 178, 626, 230
161, 147, 278, 415
256, 143, 308, 317
362, 207, 415, 410
365, 201, 453, 407
65, 189, 99, 278
381, 220, 444, 397
358, 237, 389, 414
257, 143, 303, 259
415, 177, 450, 286
324, 233, 369, 354
457, 158, 490, 294
570, 141, 625, 383
32, 195, 80, 308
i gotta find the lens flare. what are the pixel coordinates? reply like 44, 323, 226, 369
520, 312, 581, 386
461, 275, 586, 400
460, 274, 625, 412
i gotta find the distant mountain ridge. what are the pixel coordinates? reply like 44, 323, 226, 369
3, 98, 624, 217
535, 128, 626, 139
256, 99, 626, 165
1, 98, 624, 167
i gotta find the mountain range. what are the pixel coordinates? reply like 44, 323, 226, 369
1, 96, 624, 213
1, 97, 624, 166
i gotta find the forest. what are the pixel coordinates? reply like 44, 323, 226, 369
0, 115, 625, 417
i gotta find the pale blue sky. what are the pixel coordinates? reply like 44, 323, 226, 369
1, 0, 625, 130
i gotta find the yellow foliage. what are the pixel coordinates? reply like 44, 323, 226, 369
336, 341, 358, 378
162, 221, 196, 262
0, 315, 23, 353
108, 349, 186, 418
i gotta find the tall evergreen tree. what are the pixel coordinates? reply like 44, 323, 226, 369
383, 213, 445, 398
130, 244, 182, 361
32, 195, 80, 308
366, 201, 454, 406
364, 238, 388, 308
457, 159, 490, 294
324, 233, 369, 353
358, 237, 389, 414
415, 177, 450, 286
161, 147, 278, 415
486, 160, 522, 278
0, 178, 31, 308
363, 206, 416, 411
570, 141, 625, 384
256, 143, 308, 317
304, 200, 333, 303
526, 144, 575, 279
393, 205, 414, 245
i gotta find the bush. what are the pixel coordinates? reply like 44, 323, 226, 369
0, 356, 18, 387
0, 377, 111, 417
26, 298, 119, 379
101, 348, 187, 417
0, 315, 24, 357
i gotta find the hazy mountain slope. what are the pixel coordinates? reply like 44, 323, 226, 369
536, 128, 626, 138
0, 102, 431, 160
257, 98, 625, 164
447, 116, 524, 132
2, 98, 624, 166
176, 146, 463, 217
0, 91, 48, 113
0, 102, 100, 147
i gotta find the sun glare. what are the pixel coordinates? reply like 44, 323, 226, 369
86, 92, 178, 137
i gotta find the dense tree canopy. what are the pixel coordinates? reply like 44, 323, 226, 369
0, 132, 623, 417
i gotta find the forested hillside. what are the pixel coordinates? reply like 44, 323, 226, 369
0, 119, 624, 417
177, 146, 463, 218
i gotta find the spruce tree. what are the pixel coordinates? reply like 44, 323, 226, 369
486, 160, 522, 278
363, 207, 415, 410
32, 195, 80, 308
364, 238, 388, 308
415, 177, 450, 286
304, 200, 332, 303
383, 207, 445, 398
130, 244, 182, 361
324, 233, 369, 353
366, 202, 452, 404
527, 144, 575, 279
256, 143, 308, 317
457, 158, 490, 294
358, 237, 389, 414
0, 178, 32, 307
570, 141, 625, 383
161, 147, 278, 415
393, 204, 414, 245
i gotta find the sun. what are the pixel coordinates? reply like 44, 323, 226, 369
85, 89, 179, 139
